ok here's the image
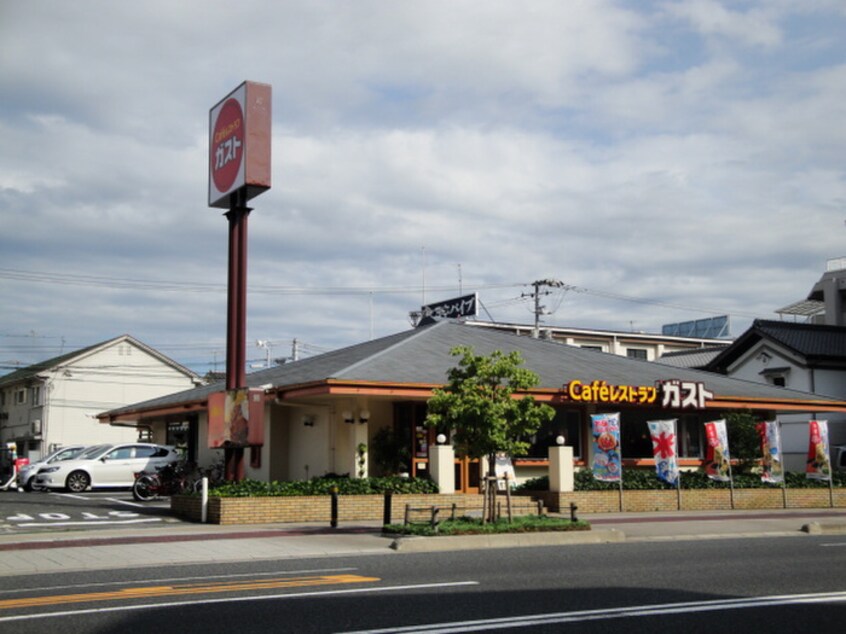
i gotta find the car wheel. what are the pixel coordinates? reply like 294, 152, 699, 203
66, 470, 91, 493
22, 478, 34, 492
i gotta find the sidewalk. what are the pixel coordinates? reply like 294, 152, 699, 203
1, 508, 845, 577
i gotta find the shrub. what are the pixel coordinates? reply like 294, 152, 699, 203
383, 515, 591, 536
206, 476, 439, 497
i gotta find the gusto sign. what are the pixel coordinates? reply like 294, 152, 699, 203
208, 81, 272, 208
211, 98, 244, 194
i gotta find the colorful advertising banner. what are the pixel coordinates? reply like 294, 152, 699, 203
756, 421, 784, 484
591, 412, 621, 482
648, 419, 679, 486
208, 388, 266, 448
704, 419, 732, 482
806, 420, 831, 481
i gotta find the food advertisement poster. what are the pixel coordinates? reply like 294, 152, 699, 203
704, 419, 731, 482
591, 412, 621, 482
648, 419, 679, 486
806, 420, 831, 481
208, 388, 265, 448
756, 421, 784, 484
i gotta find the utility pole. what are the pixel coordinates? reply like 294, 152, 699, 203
523, 279, 565, 337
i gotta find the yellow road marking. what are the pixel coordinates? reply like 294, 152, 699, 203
0, 575, 380, 610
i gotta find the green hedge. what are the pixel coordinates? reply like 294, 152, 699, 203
514, 469, 846, 492
207, 476, 439, 497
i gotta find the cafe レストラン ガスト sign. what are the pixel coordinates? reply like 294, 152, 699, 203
564, 379, 713, 410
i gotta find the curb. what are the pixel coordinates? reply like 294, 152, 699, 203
389, 528, 624, 552
801, 522, 846, 535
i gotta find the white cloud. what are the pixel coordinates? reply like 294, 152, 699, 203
1, 1, 845, 371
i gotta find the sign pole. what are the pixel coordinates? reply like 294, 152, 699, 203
208, 81, 271, 482
224, 192, 251, 482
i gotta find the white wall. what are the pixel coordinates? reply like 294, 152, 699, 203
724, 340, 846, 470
43, 340, 197, 448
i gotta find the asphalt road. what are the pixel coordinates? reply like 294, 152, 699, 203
0, 489, 183, 534
1, 533, 844, 632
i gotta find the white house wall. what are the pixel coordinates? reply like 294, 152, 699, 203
722, 340, 846, 471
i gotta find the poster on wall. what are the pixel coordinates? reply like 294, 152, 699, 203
208, 388, 265, 448
704, 419, 732, 482
806, 420, 831, 481
591, 412, 621, 482
756, 421, 784, 484
647, 419, 679, 486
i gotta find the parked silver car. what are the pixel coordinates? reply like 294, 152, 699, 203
33, 443, 181, 493
16, 445, 88, 491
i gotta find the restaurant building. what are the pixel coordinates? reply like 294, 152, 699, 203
99, 320, 846, 492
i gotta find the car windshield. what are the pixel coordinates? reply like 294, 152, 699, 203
47, 446, 87, 463
76, 444, 113, 459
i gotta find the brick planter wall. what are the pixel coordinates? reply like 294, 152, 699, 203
171, 493, 542, 525
531, 488, 846, 514
171, 487, 845, 524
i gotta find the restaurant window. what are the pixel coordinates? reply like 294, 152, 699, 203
617, 412, 704, 459
618, 411, 654, 458
678, 415, 703, 458
523, 408, 582, 459
393, 402, 428, 475
166, 419, 197, 462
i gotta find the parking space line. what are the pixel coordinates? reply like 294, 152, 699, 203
105, 498, 148, 508
15, 518, 163, 528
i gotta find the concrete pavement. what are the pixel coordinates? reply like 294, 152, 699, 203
1, 508, 845, 577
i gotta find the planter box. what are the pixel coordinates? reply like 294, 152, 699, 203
171, 493, 541, 525
530, 488, 846, 514
172, 487, 846, 525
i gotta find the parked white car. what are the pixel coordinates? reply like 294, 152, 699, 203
33, 443, 181, 493
16, 445, 88, 491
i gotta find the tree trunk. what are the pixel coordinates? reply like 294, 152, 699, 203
485, 452, 497, 524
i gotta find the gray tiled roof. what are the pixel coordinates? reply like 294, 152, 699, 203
657, 347, 727, 369
707, 319, 846, 372
102, 321, 842, 419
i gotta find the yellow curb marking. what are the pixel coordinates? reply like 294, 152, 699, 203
0, 575, 380, 610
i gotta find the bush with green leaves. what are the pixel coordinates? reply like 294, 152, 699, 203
383, 515, 591, 536
206, 476, 439, 497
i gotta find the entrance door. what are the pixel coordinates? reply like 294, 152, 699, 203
454, 457, 480, 494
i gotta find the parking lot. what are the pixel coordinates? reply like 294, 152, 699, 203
0, 489, 187, 535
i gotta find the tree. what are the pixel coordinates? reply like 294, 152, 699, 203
725, 411, 761, 474
425, 346, 555, 522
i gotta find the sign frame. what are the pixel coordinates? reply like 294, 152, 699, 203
208, 81, 272, 208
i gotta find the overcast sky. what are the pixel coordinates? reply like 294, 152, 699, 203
1, 1, 844, 374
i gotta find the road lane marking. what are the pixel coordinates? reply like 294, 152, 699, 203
0, 581, 478, 623
0, 574, 380, 610
0, 567, 360, 595
343, 590, 846, 633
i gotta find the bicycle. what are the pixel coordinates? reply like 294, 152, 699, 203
132, 461, 195, 502
190, 459, 226, 493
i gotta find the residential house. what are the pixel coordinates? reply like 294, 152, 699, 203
705, 319, 846, 471
0, 335, 201, 462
